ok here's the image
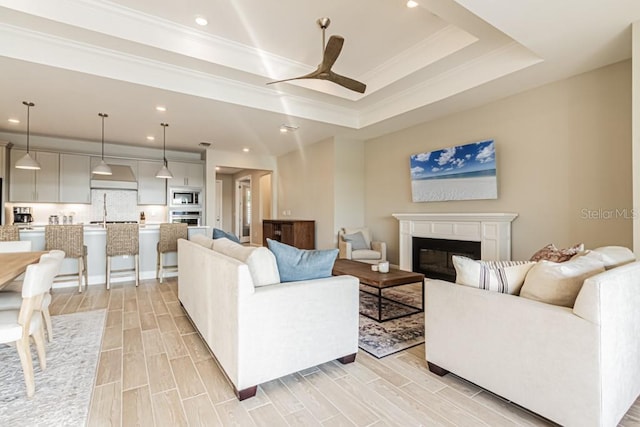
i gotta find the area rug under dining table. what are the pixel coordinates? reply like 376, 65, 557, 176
358, 282, 425, 358
0, 309, 106, 426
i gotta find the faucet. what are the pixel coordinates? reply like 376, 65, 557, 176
102, 193, 107, 228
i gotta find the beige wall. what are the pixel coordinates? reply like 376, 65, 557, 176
633, 22, 640, 254
365, 60, 632, 262
334, 138, 366, 245
277, 138, 335, 249
216, 174, 234, 232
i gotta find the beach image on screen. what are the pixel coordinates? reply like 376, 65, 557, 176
410, 139, 497, 202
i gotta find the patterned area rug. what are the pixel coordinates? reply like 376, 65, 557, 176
358, 282, 425, 358
0, 309, 106, 426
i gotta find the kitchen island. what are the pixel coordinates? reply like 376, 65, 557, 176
18, 224, 210, 289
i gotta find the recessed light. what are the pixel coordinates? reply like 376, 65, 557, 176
199, 142, 211, 148
146, 136, 155, 141
8, 118, 20, 124
155, 106, 167, 112
215, 166, 220, 171
406, 0, 419, 8
195, 16, 208, 26
243, 148, 250, 152
280, 124, 299, 133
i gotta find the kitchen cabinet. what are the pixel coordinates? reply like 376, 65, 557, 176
137, 160, 166, 205
60, 153, 91, 203
10, 149, 59, 202
167, 161, 204, 188
262, 220, 315, 249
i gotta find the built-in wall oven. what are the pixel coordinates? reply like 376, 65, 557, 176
169, 187, 202, 208
169, 210, 202, 226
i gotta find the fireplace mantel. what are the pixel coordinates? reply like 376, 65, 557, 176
392, 213, 518, 271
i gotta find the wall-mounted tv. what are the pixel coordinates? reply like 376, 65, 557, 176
409, 139, 497, 202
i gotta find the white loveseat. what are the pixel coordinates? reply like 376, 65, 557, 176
426, 259, 640, 427
178, 236, 360, 400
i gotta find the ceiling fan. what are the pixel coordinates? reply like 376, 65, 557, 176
267, 18, 366, 94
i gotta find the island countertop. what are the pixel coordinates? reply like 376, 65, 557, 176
17, 225, 211, 289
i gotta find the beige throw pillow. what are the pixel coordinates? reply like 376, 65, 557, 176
453, 256, 536, 295
579, 246, 636, 270
519, 257, 605, 307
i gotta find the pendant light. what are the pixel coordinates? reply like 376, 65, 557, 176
155, 122, 173, 179
92, 113, 113, 175
15, 101, 41, 170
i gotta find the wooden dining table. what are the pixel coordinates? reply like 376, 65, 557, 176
0, 251, 48, 289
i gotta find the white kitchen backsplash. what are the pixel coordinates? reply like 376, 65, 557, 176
90, 189, 139, 222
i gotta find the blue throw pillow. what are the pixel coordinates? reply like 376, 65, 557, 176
266, 238, 338, 282
342, 231, 369, 250
212, 228, 240, 243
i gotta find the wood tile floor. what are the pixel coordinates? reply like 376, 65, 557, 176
47, 278, 640, 427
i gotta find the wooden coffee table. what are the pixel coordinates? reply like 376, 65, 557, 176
332, 259, 425, 322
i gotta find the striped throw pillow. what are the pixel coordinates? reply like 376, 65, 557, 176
452, 256, 536, 295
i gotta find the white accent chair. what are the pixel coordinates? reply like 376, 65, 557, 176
0, 257, 59, 397
0, 250, 65, 342
338, 227, 387, 265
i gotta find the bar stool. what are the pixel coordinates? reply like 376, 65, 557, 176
106, 223, 139, 290
156, 223, 188, 283
45, 225, 88, 293
0, 224, 20, 241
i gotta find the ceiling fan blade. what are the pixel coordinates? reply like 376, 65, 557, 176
320, 35, 344, 72
266, 68, 322, 85
328, 71, 367, 93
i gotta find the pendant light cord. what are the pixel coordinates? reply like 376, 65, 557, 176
99, 113, 108, 160
22, 101, 34, 153
161, 123, 169, 166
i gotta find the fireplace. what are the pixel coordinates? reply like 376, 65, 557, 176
393, 213, 518, 271
412, 237, 481, 282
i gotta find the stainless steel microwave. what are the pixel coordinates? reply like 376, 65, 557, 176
170, 187, 202, 208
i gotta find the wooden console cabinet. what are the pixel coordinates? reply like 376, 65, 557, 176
263, 220, 315, 249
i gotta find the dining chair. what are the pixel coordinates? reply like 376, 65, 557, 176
0, 250, 64, 342
0, 224, 20, 241
0, 240, 33, 291
156, 223, 188, 283
0, 257, 58, 397
106, 223, 139, 289
0, 240, 32, 253
45, 225, 88, 293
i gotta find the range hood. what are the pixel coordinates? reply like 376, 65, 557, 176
90, 164, 138, 190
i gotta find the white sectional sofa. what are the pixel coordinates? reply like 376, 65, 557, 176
178, 235, 360, 400
426, 258, 640, 427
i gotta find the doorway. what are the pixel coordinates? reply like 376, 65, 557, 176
235, 176, 251, 243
